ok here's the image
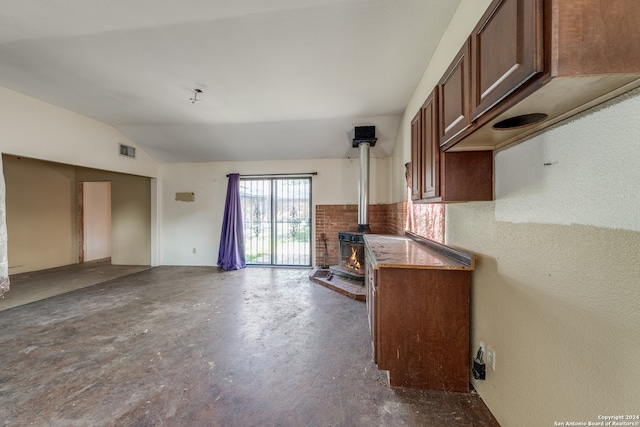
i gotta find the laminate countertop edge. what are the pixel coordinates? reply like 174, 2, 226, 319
363, 232, 476, 271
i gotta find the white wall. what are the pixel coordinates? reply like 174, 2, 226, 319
392, 0, 640, 425
159, 157, 391, 266
0, 86, 158, 178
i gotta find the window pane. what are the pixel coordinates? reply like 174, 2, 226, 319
240, 179, 271, 264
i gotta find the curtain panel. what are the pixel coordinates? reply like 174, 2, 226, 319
217, 173, 246, 270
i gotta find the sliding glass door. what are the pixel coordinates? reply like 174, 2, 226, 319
240, 177, 312, 266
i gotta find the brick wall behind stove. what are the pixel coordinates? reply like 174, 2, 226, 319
314, 203, 406, 267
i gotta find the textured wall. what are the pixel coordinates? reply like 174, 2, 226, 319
447, 91, 640, 426
494, 91, 640, 232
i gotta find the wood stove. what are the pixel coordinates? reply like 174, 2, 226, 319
328, 126, 376, 281
331, 231, 365, 279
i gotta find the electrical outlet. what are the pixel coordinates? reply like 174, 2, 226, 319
486, 346, 496, 371
192, 248, 196, 254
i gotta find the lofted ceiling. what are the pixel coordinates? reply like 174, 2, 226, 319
0, 0, 461, 163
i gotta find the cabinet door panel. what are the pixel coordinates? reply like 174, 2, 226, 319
375, 267, 470, 391
439, 39, 472, 146
440, 151, 493, 202
410, 110, 423, 201
421, 88, 439, 200
365, 255, 377, 363
471, 0, 543, 120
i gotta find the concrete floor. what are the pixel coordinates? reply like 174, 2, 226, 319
1, 260, 150, 311
0, 266, 499, 426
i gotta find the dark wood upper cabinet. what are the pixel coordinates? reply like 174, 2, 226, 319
438, 39, 471, 147
411, 87, 492, 203
410, 0, 640, 202
410, 109, 422, 201
470, 0, 544, 121
551, 0, 640, 77
439, 151, 493, 202
420, 88, 439, 200
445, 0, 640, 152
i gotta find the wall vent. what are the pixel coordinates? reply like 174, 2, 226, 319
119, 143, 136, 159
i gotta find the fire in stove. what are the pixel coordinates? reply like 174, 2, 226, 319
346, 247, 362, 273
331, 231, 365, 280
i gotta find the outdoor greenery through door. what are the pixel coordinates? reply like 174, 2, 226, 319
240, 177, 311, 266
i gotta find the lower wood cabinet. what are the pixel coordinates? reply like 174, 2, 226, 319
364, 234, 475, 392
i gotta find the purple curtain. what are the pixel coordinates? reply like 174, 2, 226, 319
217, 174, 246, 270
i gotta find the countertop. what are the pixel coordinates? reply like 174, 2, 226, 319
363, 234, 475, 270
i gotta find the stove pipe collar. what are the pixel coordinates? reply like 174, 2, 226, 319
352, 126, 377, 147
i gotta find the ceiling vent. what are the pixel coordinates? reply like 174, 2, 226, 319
119, 143, 136, 159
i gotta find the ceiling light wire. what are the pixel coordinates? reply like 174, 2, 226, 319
190, 89, 203, 103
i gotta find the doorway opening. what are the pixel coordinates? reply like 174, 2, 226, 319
240, 177, 312, 266
78, 181, 112, 263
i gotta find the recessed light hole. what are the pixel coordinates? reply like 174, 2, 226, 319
493, 113, 548, 130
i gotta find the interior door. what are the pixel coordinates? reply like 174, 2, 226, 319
81, 181, 112, 262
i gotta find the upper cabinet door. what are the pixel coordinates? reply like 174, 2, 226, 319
438, 38, 472, 147
470, 0, 544, 121
410, 109, 423, 201
421, 88, 439, 200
